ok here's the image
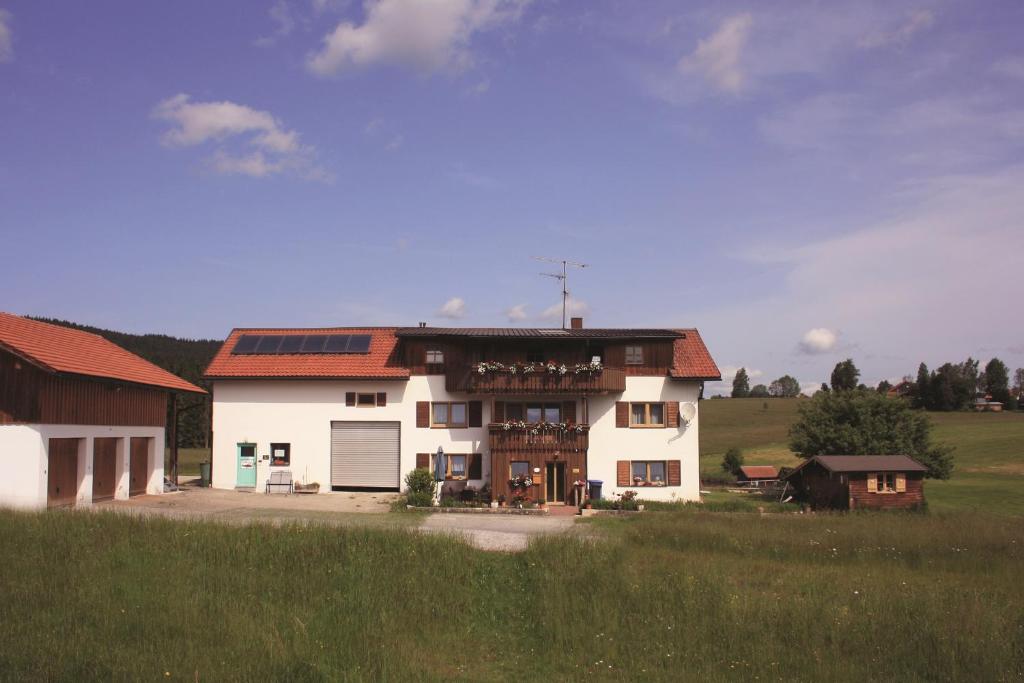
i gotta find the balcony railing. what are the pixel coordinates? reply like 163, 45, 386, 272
447, 366, 626, 394
488, 423, 589, 453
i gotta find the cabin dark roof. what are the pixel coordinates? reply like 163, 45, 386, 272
395, 327, 682, 339
787, 455, 928, 477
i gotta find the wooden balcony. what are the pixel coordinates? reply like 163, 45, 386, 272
488, 423, 589, 454
447, 366, 626, 395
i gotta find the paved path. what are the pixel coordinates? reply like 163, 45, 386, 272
419, 513, 583, 551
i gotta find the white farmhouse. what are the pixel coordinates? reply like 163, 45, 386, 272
205, 318, 720, 504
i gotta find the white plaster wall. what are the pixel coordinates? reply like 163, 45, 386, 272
0, 425, 46, 508
211, 377, 491, 492
0, 424, 164, 509
587, 378, 702, 502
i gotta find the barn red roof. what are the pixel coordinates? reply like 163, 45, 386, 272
739, 465, 779, 479
671, 329, 721, 380
0, 312, 205, 394
204, 328, 410, 380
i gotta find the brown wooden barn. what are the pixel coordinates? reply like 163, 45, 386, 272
784, 455, 927, 511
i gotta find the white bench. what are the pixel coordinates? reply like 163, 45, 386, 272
266, 470, 293, 494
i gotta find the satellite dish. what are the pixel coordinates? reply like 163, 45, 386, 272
680, 402, 697, 424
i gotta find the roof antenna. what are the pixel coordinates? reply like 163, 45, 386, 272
534, 256, 588, 328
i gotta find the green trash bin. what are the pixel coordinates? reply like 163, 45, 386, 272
199, 462, 211, 488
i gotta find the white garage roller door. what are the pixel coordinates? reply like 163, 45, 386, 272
330, 421, 401, 489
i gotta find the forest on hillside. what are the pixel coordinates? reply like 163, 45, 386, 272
34, 318, 220, 448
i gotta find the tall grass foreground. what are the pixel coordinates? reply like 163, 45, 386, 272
0, 510, 1020, 681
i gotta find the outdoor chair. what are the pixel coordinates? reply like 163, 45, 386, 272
266, 470, 293, 494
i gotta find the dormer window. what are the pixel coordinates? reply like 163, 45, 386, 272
425, 349, 444, 365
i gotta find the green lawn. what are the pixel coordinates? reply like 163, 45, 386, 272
164, 447, 210, 476
1, 509, 1020, 681
700, 398, 1024, 514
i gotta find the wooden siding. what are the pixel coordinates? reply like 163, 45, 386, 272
47, 438, 80, 507
491, 449, 586, 504
447, 365, 626, 395
789, 461, 850, 510
0, 349, 168, 427
488, 424, 589, 454
849, 473, 925, 510
92, 437, 118, 502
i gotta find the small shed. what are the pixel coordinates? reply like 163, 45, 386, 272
737, 465, 779, 487
784, 455, 927, 511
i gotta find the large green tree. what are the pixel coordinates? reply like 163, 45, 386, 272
914, 362, 930, 409
769, 375, 801, 398
749, 384, 770, 398
984, 358, 1010, 404
830, 358, 860, 392
731, 368, 750, 398
789, 390, 954, 479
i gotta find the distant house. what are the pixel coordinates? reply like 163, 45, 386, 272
974, 394, 1004, 412
0, 313, 205, 508
737, 465, 778, 487
886, 380, 914, 399
784, 455, 927, 511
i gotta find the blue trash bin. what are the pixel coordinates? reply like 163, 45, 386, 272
588, 479, 603, 500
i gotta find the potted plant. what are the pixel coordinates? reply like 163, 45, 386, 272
498, 494, 506, 508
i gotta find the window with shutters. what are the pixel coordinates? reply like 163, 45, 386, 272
625, 345, 644, 365
425, 349, 444, 365
504, 402, 562, 423
432, 402, 468, 428
875, 472, 897, 493
631, 461, 667, 485
446, 455, 467, 480
629, 402, 665, 427
356, 393, 376, 407
270, 443, 290, 467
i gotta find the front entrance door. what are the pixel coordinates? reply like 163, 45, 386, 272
545, 462, 565, 503
236, 443, 257, 488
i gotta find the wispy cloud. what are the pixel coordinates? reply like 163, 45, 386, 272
438, 296, 467, 319
307, 0, 530, 76
0, 9, 13, 63
992, 56, 1024, 80
799, 328, 839, 355
540, 297, 587, 322
859, 9, 934, 49
505, 304, 527, 322
677, 13, 752, 94
254, 0, 297, 47
152, 94, 330, 180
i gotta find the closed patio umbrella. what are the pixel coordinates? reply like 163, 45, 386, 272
434, 447, 446, 483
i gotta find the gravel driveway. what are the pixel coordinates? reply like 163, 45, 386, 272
419, 513, 584, 551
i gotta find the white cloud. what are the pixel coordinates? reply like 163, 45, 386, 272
255, 0, 297, 46
307, 0, 529, 75
152, 94, 328, 180
0, 9, 13, 63
799, 328, 839, 355
677, 13, 752, 94
719, 365, 764, 382
505, 304, 527, 322
540, 297, 588, 322
859, 9, 934, 49
438, 297, 467, 319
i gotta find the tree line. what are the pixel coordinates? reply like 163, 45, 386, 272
730, 356, 1022, 411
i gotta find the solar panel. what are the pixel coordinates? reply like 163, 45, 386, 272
346, 335, 371, 353
323, 334, 350, 353
278, 335, 304, 354
255, 335, 284, 353
300, 335, 328, 353
232, 335, 261, 354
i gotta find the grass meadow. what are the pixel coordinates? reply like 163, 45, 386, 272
0, 509, 1021, 681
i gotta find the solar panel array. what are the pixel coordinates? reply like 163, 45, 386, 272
231, 334, 372, 355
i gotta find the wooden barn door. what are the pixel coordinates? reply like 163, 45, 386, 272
92, 438, 118, 502
129, 437, 150, 496
47, 438, 80, 507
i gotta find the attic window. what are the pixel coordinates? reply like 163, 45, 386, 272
625, 345, 644, 365
425, 349, 444, 365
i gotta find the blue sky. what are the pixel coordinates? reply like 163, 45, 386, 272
1, 0, 1022, 394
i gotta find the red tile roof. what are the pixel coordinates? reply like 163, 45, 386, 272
204, 328, 410, 380
739, 465, 779, 479
0, 312, 205, 394
670, 329, 721, 380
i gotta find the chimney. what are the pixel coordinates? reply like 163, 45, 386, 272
570, 317, 583, 329
418, 322, 427, 328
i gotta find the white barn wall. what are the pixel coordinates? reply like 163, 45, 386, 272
0, 424, 164, 509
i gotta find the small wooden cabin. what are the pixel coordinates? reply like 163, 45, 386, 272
737, 465, 779, 487
784, 455, 927, 511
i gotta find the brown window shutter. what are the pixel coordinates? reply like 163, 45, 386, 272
468, 453, 482, 479
416, 453, 429, 469
376, 392, 387, 407
617, 460, 631, 487
666, 401, 680, 428
345, 392, 356, 407
468, 401, 483, 428
416, 401, 430, 428
867, 473, 877, 493
562, 400, 576, 424
493, 400, 505, 423
667, 460, 681, 486
896, 473, 906, 493
615, 402, 628, 428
